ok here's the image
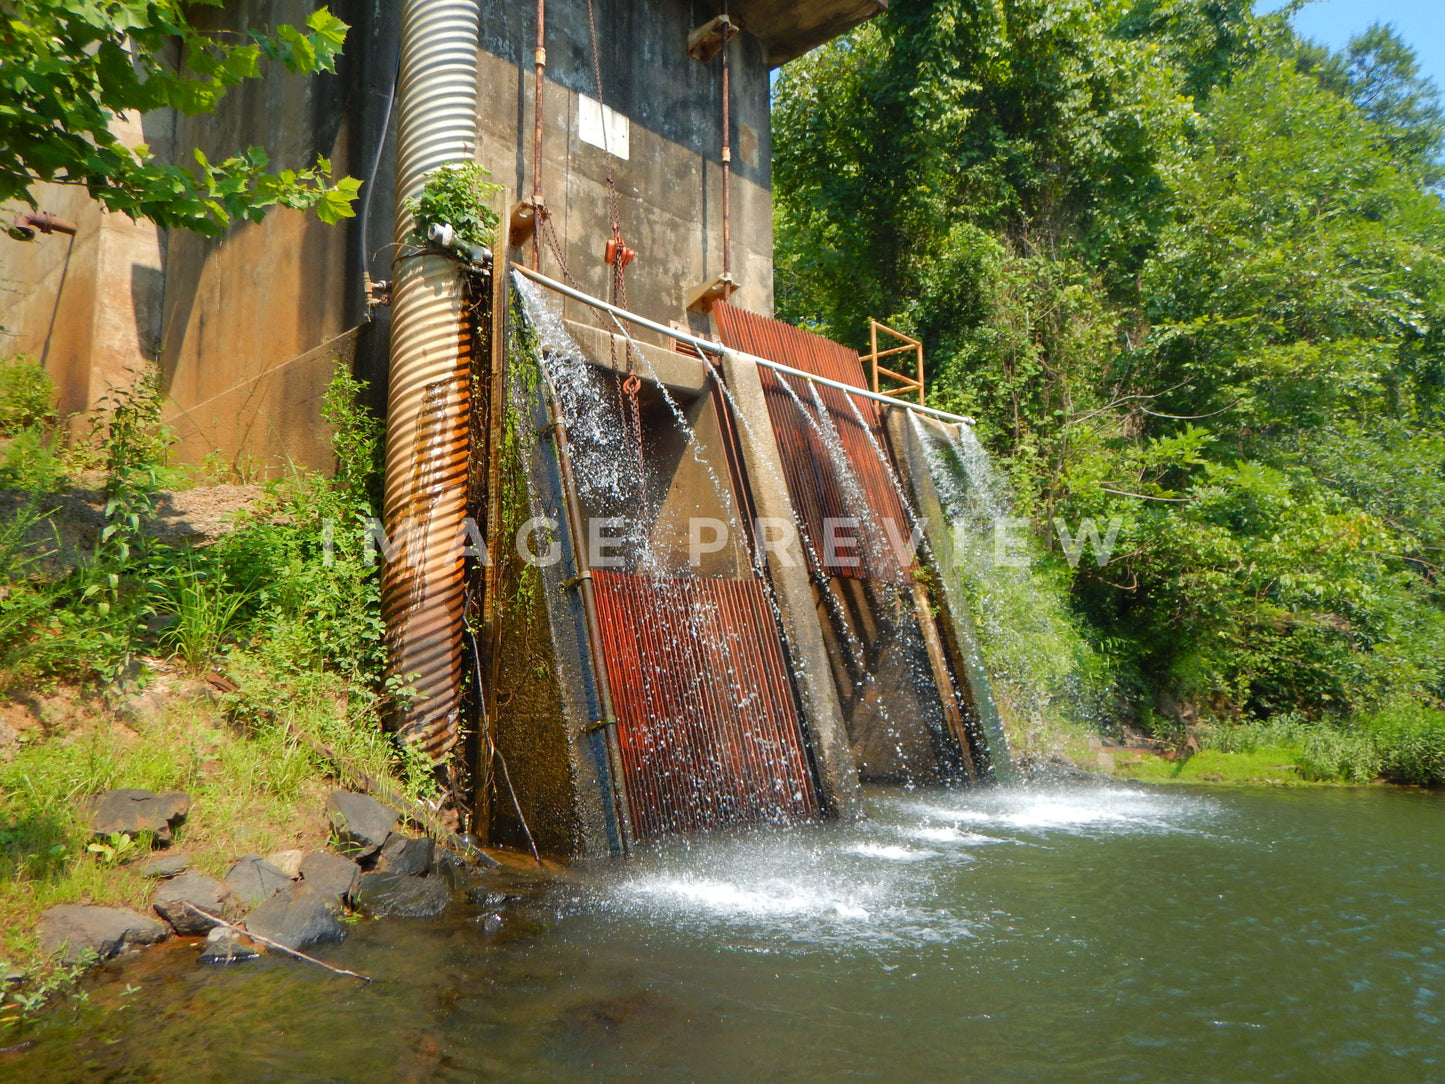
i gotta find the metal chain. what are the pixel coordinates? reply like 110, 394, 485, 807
586, 0, 624, 247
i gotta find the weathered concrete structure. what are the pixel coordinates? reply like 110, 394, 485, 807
0, 1, 1020, 862
0, 0, 885, 476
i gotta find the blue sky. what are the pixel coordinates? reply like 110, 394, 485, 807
1262, 0, 1445, 90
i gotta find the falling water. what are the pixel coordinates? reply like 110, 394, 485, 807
511, 277, 820, 835
910, 414, 1108, 752
775, 377, 972, 783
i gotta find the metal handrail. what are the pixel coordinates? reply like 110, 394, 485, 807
510, 263, 973, 426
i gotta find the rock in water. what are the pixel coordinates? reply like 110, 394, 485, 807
325, 791, 399, 863
140, 852, 191, 879
376, 833, 435, 876
298, 851, 362, 906
224, 855, 292, 907
197, 927, 260, 965
243, 887, 346, 951
36, 905, 168, 965
354, 872, 451, 919
152, 873, 240, 935
78, 789, 191, 843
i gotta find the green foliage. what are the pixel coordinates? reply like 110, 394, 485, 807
210, 370, 388, 686
0, 356, 56, 436
0, 366, 390, 697
402, 162, 503, 255
84, 831, 139, 868
1364, 706, 1445, 785
148, 560, 251, 674
0, 1, 359, 234
775, 1, 1445, 738
1300, 22, 1445, 187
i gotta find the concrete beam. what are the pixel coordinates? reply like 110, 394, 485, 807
564, 320, 710, 394
732, 0, 888, 66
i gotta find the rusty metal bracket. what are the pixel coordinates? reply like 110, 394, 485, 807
686, 14, 737, 62
685, 272, 737, 314
509, 199, 540, 250
8, 211, 78, 242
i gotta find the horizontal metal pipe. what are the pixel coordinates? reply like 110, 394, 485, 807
509, 263, 976, 426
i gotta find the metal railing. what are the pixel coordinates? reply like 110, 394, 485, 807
861, 319, 925, 407
509, 263, 973, 426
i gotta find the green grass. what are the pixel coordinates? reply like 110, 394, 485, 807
1112, 747, 1305, 785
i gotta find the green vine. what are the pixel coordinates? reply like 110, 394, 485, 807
403, 161, 502, 257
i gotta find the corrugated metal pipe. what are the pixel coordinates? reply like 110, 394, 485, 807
381, 0, 481, 763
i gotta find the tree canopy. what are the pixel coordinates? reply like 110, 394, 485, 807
774, 1, 1445, 728
0, 0, 359, 234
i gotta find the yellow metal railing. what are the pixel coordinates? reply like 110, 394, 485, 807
861, 319, 925, 407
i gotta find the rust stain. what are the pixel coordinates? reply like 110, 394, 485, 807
714, 301, 913, 583
592, 570, 820, 839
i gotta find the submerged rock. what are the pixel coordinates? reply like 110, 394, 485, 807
79, 789, 190, 843
376, 833, 434, 877
243, 886, 345, 951
197, 926, 260, 965
465, 887, 511, 909
36, 905, 167, 965
299, 851, 361, 906
224, 855, 292, 907
151, 872, 240, 935
325, 791, 399, 863
140, 852, 191, 879
355, 871, 451, 919
433, 850, 474, 892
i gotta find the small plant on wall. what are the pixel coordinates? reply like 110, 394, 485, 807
403, 161, 502, 259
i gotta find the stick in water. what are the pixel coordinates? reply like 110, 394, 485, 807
181, 903, 372, 983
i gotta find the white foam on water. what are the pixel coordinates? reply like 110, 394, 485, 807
900, 785, 1212, 839
904, 825, 1007, 846
592, 786, 1214, 951
843, 842, 941, 863
621, 874, 874, 922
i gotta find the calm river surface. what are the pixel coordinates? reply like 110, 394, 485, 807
4, 782, 1443, 1082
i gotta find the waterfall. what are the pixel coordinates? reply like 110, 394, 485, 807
910, 415, 1108, 753
772, 378, 982, 784
508, 278, 822, 838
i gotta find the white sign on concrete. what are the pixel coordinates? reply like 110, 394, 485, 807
578, 94, 630, 160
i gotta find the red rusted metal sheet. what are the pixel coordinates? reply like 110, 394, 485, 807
592, 570, 820, 838
713, 302, 912, 584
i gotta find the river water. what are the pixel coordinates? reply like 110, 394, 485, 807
5, 782, 1442, 1082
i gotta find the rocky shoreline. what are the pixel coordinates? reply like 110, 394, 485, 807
28, 786, 503, 982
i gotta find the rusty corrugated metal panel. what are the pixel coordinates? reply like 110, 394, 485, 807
592, 570, 820, 838
714, 302, 912, 584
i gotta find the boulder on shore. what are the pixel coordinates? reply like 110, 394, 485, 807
243, 886, 346, 951
197, 926, 260, 965
140, 852, 191, 879
151, 872, 240, 935
325, 791, 399, 863
265, 848, 305, 879
376, 833, 434, 877
79, 789, 191, 843
224, 855, 292, 908
36, 905, 167, 965
299, 851, 362, 906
